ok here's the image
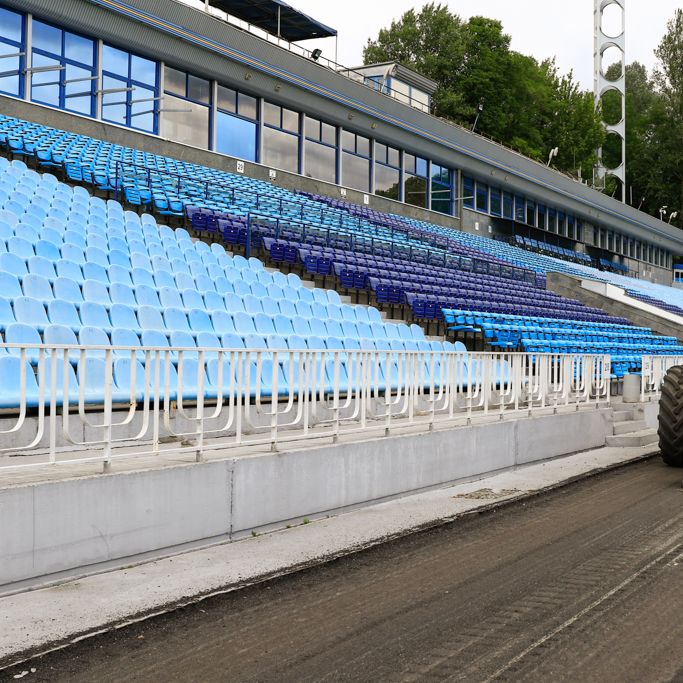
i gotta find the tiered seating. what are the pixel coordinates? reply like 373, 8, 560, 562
443, 310, 682, 377
512, 235, 593, 265
0, 159, 456, 408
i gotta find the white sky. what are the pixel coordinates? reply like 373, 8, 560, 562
292, 0, 681, 89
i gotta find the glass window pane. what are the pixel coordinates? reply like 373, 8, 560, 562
216, 110, 257, 161
102, 44, 129, 77
463, 177, 475, 209
130, 84, 155, 133
162, 94, 209, 148
305, 140, 335, 183
237, 93, 257, 120
101, 74, 127, 126
526, 201, 536, 226
321, 121, 336, 146
64, 63, 93, 115
305, 115, 320, 141
415, 156, 427, 177
31, 52, 61, 107
32, 21, 61, 55
341, 130, 355, 152
281, 107, 298, 133
387, 146, 400, 167
187, 74, 210, 104
356, 135, 370, 158
164, 66, 186, 96
515, 196, 525, 223
0, 54, 21, 96
476, 183, 488, 212
64, 32, 93, 66
131, 54, 156, 86
262, 127, 299, 173
404, 174, 426, 208
263, 101, 280, 128
217, 85, 237, 113
375, 164, 400, 200
375, 143, 387, 164
503, 192, 513, 219
405, 154, 416, 174
342, 152, 370, 192
0, 7, 22, 44
432, 175, 452, 216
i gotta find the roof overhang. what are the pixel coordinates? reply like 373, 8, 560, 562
208, 0, 337, 41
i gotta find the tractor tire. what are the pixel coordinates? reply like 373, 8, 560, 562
657, 365, 683, 468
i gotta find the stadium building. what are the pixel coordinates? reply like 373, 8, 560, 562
0, 0, 680, 594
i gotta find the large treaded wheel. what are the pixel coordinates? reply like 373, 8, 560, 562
658, 365, 683, 467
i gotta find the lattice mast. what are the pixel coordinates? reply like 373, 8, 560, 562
594, 0, 626, 202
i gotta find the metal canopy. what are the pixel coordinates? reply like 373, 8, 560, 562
210, 0, 337, 41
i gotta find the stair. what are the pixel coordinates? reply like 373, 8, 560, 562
605, 404, 658, 448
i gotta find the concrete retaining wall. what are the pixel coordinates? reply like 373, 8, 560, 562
0, 407, 612, 589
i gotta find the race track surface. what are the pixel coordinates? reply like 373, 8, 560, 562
4, 459, 683, 683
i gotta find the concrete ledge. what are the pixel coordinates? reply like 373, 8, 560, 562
0, 407, 612, 588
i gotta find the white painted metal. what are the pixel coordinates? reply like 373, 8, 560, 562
640, 354, 683, 401
0, 344, 612, 472
594, 0, 626, 200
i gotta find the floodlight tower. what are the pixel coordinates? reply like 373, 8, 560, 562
594, 0, 626, 202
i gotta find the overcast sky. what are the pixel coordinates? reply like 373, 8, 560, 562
291, 1, 680, 89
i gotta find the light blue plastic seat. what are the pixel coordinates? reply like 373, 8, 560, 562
243, 295, 263, 315
327, 290, 342, 306
48, 299, 81, 332
28, 255, 57, 281
131, 268, 155, 288
14, 297, 49, 331
82, 279, 111, 305
44, 324, 80, 360
4, 323, 42, 363
233, 280, 251, 297
61, 244, 85, 265
254, 313, 276, 336
279, 299, 297, 317
153, 270, 176, 290
170, 331, 198, 360
56, 259, 83, 282
210, 311, 236, 335
85, 246, 108, 268
326, 304, 343, 322
110, 282, 137, 307
398, 324, 413, 340
0, 357, 40, 409
111, 328, 142, 357
110, 303, 141, 332
113, 358, 148, 402
273, 315, 294, 337
182, 289, 205, 311
174, 272, 195, 291
295, 301, 313, 318
298, 288, 314, 304
138, 305, 166, 331
159, 287, 184, 310
194, 274, 215, 293
310, 301, 328, 320
77, 358, 129, 403
325, 320, 344, 338
292, 316, 312, 336
80, 302, 112, 333
0, 252, 28, 276
224, 292, 246, 314
371, 322, 388, 339
22, 274, 54, 302
80, 258, 107, 283
188, 309, 213, 334
385, 324, 401, 340
233, 311, 257, 336
203, 291, 226, 312
135, 285, 161, 308
79, 327, 111, 357
109, 249, 130, 269
341, 306, 357, 322
0, 272, 22, 300
164, 307, 190, 332
108, 265, 133, 286
8, 236, 35, 260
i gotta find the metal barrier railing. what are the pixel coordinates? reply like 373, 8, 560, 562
0, 345, 612, 473
640, 355, 683, 401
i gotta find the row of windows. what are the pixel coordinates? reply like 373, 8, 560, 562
595, 228, 671, 268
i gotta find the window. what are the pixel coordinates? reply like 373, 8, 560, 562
537, 204, 547, 230
0, 7, 24, 98
374, 142, 400, 200
262, 101, 300, 173
103, 44, 158, 133
216, 85, 258, 161
558, 212, 567, 237
475, 181, 489, 213
161, 65, 207, 146
526, 200, 536, 227
304, 116, 336, 183
30, 20, 95, 116
502, 191, 514, 219
342, 131, 371, 192
404, 153, 427, 208
547, 208, 557, 233
489, 188, 502, 217
514, 195, 525, 223
463, 177, 475, 209
431, 163, 452, 215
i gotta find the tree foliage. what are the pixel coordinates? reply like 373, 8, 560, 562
363, 3, 603, 178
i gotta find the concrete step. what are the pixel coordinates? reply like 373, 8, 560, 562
605, 429, 658, 448
612, 410, 636, 422
612, 419, 647, 435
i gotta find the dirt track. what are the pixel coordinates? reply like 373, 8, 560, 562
4, 459, 683, 682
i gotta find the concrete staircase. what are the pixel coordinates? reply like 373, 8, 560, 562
606, 406, 658, 448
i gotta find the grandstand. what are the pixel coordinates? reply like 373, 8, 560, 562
0, 0, 680, 590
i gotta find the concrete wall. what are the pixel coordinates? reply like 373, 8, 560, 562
546, 272, 683, 340
0, 407, 612, 589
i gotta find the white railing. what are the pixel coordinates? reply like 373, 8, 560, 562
640, 355, 683, 401
0, 346, 611, 473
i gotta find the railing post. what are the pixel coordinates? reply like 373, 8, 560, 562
246, 214, 252, 259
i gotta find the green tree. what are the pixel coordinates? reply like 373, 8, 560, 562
363, 3, 604, 177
